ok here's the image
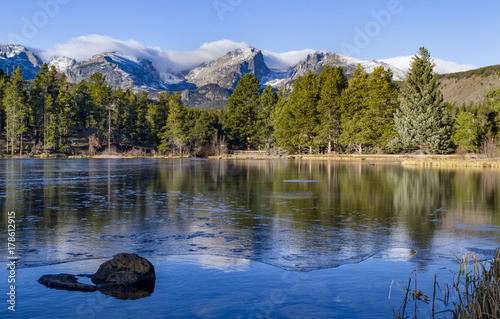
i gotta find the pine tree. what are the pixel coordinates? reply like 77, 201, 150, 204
451, 111, 487, 152
72, 80, 91, 128
191, 108, 217, 144
390, 47, 453, 154
125, 89, 138, 145
273, 89, 296, 153
315, 65, 348, 153
32, 64, 58, 143
282, 71, 319, 154
146, 91, 170, 145
159, 93, 189, 155
135, 91, 149, 143
0, 69, 8, 133
57, 74, 76, 151
256, 85, 279, 151
485, 88, 500, 137
44, 94, 58, 150
340, 64, 370, 154
3, 67, 29, 155
88, 72, 112, 130
223, 73, 262, 150
366, 66, 399, 152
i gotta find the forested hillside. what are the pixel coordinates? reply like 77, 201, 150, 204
0, 48, 499, 157
440, 65, 500, 105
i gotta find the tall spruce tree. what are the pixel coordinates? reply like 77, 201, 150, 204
339, 64, 370, 154
32, 64, 58, 143
0, 69, 7, 133
272, 88, 296, 153
451, 110, 486, 152
146, 91, 170, 145
366, 66, 399, 153
3, 67, 29, 155
190, 108, 217, 145
135, 91, 149, 143
315, 65, 348, 153
223, 73, 262, 150
282, 71, 319, 154
390, 47, 453, 154
72, 80, 91, 128
256, 85, 279, 151
57, 74, 76, 150
485, 88, 500, 137
44, 94, 58, 150
88, 72, 112, 130
159, 93, 189, 155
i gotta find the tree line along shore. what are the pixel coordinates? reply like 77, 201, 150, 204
0, 47, 499, 160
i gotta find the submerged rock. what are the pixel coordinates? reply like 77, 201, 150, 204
38, 274, 97, 292
38, 253, 155, 300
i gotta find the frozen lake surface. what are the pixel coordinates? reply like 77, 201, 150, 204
1, 158, 499, 318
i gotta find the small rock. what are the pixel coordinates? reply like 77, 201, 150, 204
38, 274, 97, 292
38, 253, 155, 300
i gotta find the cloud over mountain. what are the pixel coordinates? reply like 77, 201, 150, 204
39, 35, 320, 74
380, 56, 477, 74
40, 35, 252, 74
38, 35, 479, 77
262, 49, 316, 70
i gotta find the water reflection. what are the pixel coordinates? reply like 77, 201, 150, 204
0, 159, 499, 270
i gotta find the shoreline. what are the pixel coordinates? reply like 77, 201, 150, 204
1, 153, 500, 167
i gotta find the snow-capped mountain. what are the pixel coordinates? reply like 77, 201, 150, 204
65, 52, 167, 91
0, 44, 408, 104
48, 56, 76, 73
0, 44, 43, 79
289, 52, 406, 82
186, 47, 271, 90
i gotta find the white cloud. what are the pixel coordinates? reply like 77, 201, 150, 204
262, 49, 316, 70
39, 34, 319, 75
380, 56, 477, 74
39, 35, 251, 73
432, 58, 478, 74
41, 35, 477, 76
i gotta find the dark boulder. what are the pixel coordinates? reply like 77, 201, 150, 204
38, 253, 155, 300
38, 274, 97, 292
91, 253, 155, 288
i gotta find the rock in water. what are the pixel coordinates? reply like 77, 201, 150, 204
91, 253, 155, 288
38, 253, 155, 299
38, 274, 97, 292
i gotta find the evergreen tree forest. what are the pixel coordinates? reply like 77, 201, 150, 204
0, 47, 499, 157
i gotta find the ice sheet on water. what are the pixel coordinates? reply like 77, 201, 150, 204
371, 248, 417, 261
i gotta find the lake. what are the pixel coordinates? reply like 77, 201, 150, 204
1, 158, 499, 318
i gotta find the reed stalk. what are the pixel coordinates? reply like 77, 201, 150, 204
391, 249, 500, 318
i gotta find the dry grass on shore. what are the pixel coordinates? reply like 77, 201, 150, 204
393, 249, 500, 318
402, 158, 500, 168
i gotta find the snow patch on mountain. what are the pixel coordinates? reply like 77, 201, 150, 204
48, 56, 76, 73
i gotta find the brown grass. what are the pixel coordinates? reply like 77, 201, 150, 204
392, 249, 500, 318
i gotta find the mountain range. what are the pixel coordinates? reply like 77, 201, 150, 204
0, 43, 408, 106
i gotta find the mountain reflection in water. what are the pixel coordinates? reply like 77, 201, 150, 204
1, 158, 499, 271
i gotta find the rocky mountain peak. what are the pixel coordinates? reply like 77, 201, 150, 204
64, 51, 166, 91
48, 56, 76, 73
290, 51, 406, 81
186, 47, 271, 90
0, 44, 43, 79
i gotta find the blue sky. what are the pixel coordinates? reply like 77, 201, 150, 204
1, 0, 499, 72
